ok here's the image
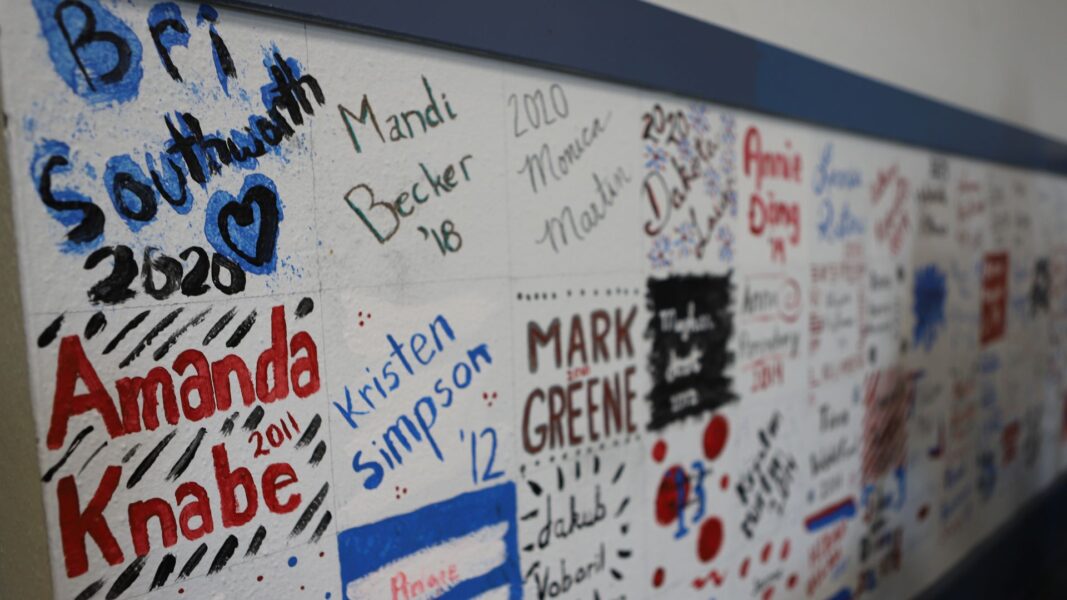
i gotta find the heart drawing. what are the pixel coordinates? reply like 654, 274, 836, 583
205, 173, 284, 275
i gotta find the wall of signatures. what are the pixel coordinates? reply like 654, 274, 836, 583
3, 1, 1067, 599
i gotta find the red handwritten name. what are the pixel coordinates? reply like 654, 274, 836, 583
743, 126, 802, 191
47, 306, 320, 450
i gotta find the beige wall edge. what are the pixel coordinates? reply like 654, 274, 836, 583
0, 79, 54, 598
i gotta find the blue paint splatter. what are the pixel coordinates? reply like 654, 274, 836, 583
31, 139, 104, 254
220, 126, 262, 170
913, 264, 947, 351
261, 45, 302, 113
147, 3, 190, 81
198, 5, 237, 95
163, 111, 211, 189
195, 4, 217, 25
32, 0, 143, 104
104, 154, 157, 232
204, 173, 284, 275
144, 151, 193, 214
287, 556, 297, 567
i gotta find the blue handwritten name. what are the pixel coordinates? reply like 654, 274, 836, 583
332, 314, 495, 491
812, 143, 861, 196
816, 199, 865, 242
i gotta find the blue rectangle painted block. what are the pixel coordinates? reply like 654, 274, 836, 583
337, 482, 522, 599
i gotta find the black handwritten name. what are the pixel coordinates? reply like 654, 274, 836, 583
519, 113, 611, 194
535, 167, 630, 252
338, 76, 457, 153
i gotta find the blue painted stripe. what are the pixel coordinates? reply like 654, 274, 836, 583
826, 587, 853, 600
805, 497, 857, 532
220, 0, 1067, 175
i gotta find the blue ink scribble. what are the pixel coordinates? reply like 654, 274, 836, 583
913, 264, 947, 351
33, 0, 143, 104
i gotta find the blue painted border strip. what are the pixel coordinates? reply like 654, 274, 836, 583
220, 0, 1067, 175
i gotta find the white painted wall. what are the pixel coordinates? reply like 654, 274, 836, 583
2, 2, 1066, 599
649, 0, 1067, 142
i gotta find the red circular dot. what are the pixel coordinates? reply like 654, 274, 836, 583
655, 466, 689, 525
720, 474, 730, 490
652, 440, 668, 463
178, 589, 184, 595
257, 575, 264, 582
787, 574, 798, 589
301, 586, 306, 591
319, 552, 325, 558
697, 517, 724, 563
703, 415, 729, 460
653, 567, 666, 588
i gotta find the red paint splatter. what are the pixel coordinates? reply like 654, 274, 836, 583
780, 538, 791, 560
787, 573, 798, 589
720, 474, 730, 490
740, 557, 750, 578
763, 586, 776, 600
653, 567, 666, 588
178, 589, 184, 595
652, 439, 668, 463
257, 576, 264, 582
761, 542, 772, 563
918, 504, 930, 521
655, 465, 689, 525
704, 414, 730, 460
697, 517, 724, 562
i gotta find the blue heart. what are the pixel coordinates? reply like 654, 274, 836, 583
205, 173, 283, 275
